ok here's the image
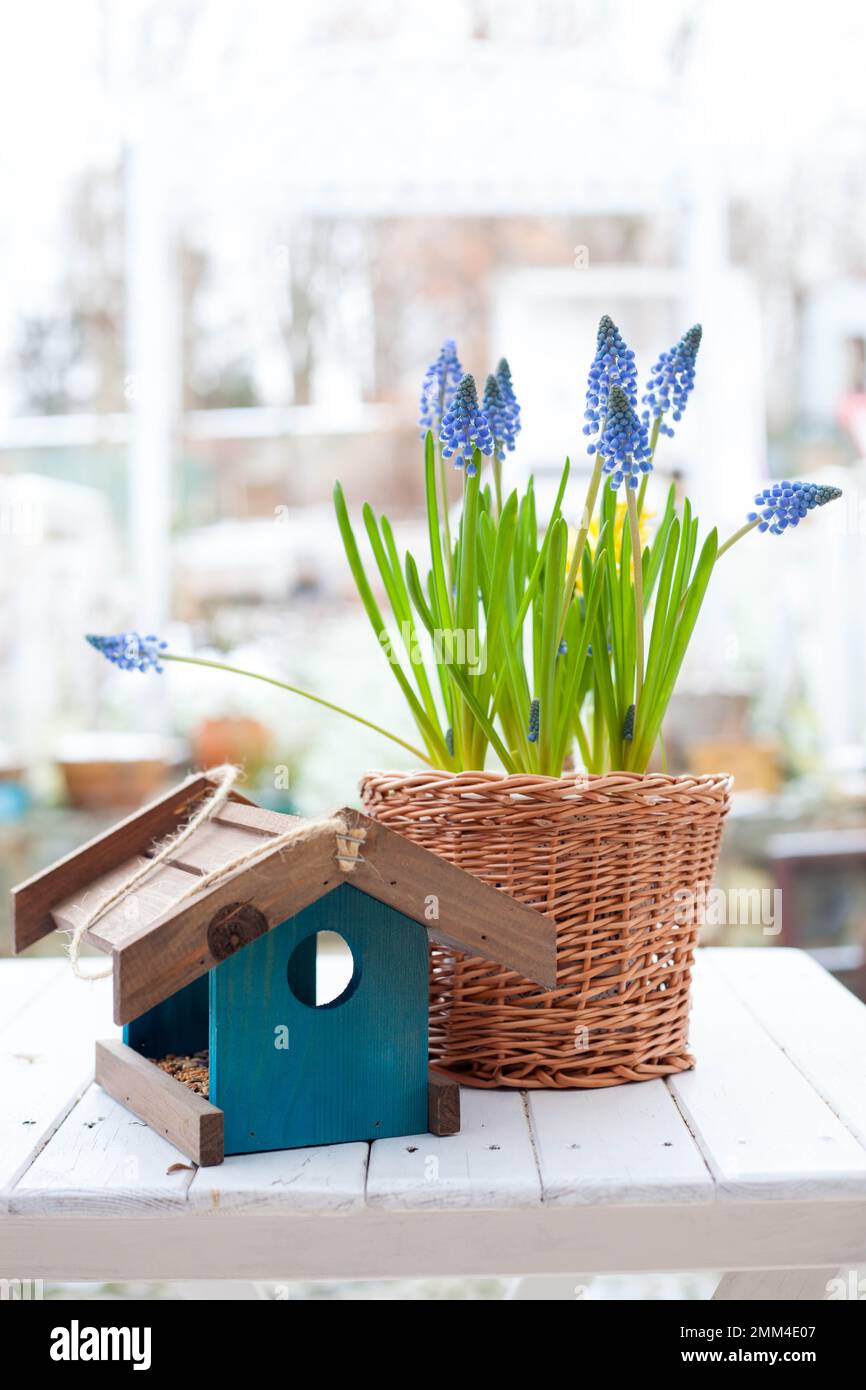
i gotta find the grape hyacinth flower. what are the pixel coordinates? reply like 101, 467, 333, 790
86, 632, 167, 673
596, 384, 652, 490
483, 374, 507, 455
642, 324, 702, 439
527, 698, 540, 744
495, 357, 521, 451
440, 373, 494, 475
418, 338, 463, 438
623, 703, 636, 742
583, 315, 638, 454
748, 481, 843, 535
484, 362, 521, 460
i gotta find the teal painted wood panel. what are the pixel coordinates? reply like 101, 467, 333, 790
123, 975, 209, 1058
209, 883, 429, 1154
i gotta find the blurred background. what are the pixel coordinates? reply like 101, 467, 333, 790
2, 0, 866, 1010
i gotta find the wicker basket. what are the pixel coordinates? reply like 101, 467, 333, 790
360, 769, 732, 1089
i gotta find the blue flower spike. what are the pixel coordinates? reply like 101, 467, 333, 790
642, 324, 702, 439
596, 383, 652, 491
748, 481, 842, 535
418, 338, 463, 439
750, 483, 845, 536
495, 357, 521, 452
528, 698, 540, 744
484, 362, 521, 460
86, 632, 167, 673
623, 703, 636, 742
584, 315, 638, 454
483, 374, 505, 453
439, 373, 494, 476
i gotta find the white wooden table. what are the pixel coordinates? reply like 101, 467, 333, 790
2, 948, 865, 1300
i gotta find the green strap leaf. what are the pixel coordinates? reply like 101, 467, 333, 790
628, 527, 719, 770
553, 521, 610, 769
333, 480, 449, 764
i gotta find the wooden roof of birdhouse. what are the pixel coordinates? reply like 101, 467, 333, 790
12, 771, 556, 1024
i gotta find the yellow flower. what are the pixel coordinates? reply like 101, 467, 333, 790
567, 503, 653, 594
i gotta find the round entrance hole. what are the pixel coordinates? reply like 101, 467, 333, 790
287, 930, 358, 1008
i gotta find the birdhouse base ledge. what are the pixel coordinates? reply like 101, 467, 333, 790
95, 1040, 461, 1166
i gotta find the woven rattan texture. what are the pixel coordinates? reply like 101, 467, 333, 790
360, 770, 732, 1089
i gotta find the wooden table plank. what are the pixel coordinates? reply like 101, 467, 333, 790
9, 1083, 195, 1214
669, 954, 866, 1201
528, 1078, 714, 1206
710, 947, 866, 1148
6, 946, 866, 1255
366, 1089, 541, 1209
0, 965, 117, 1209
0, 959, 67, 1033
187, 1144, 369, 1213
4, 1199, 866, 1281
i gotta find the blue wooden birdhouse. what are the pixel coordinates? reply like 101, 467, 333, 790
13, 774, 556, 1165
